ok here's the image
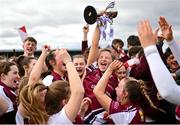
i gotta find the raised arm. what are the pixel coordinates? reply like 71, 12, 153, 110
138, 20, 180, 105
158, 16, 180, 64
28, 45, 50, 85
57, 48, 84, 122
93, 60, 122, 112
87, 25, 100, 66
82, 24, 89, 53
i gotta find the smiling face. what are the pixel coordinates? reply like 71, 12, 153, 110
97, 50, 113, 72
115, 65, 127, 81
166, 54, 179, 72
1, 64, 20, 89
23, 40, 37, 57
73, 56, 86, 78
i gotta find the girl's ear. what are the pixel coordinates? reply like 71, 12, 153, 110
23, 65, 29, 71
49, 60, 55, 66
62, 99, 68, 106
1, 73, 6, 81
123, 90, 129, 99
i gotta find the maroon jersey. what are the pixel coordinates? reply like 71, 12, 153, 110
130, 55, 160, 116
51, 70, 68, 81
73, 114, 84, 124
130, 54, 176, 123
0, 81, 17, 124
119, 54, 130, 63
176, 106, 180, 123
83, 65, 118, 124
81, 40, 88, 54
109, 100, 145, 124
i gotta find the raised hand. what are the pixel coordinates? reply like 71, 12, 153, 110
42, 45, 51, 56
158, 16, 173, 41
108, 60, 123, 72
137, 20, 158, 48
55, 48, 72, 65
82, 24, 89, 42
83, 24, 89, 34
79, 97, 92, 117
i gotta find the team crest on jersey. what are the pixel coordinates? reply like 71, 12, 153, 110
114, 102, 119, 110
91, 84, 95, 89
138, 109, 144, 122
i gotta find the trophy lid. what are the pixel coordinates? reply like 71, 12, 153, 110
84, 6, 97, 25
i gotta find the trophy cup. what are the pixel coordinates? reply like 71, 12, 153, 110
84, 1, 118, 25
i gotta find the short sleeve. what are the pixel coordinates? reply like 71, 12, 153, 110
48, 106, 72, 124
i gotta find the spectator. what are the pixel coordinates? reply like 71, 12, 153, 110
22, 37, 37, 57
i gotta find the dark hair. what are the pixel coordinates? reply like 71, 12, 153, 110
23, 36, 37, 45
72, 54, 87, 64
45, 50, 56, 71
164, 47, 172, 60
124, 78, 142, 102
16, 55, 36, 77
0, 61, 17, 75
128, 46, 143, 58
127, 35, 141, 47
82, 47, 90, 60
112, 38, 124, 47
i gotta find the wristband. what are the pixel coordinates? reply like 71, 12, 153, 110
144, 45, 158, 57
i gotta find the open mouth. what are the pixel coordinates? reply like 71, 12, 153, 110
100, 62, 108, 67
77, 69, 83, 73
27, 48, 33, 52
14, 80, 19, 84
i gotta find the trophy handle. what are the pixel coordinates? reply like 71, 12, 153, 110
105, 1, 115, 11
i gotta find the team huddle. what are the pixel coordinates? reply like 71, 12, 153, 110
0, 16, 180, 124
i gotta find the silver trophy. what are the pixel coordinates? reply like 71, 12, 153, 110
84, 1, 118, 25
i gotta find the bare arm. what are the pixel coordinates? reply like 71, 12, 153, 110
82, 24, 89, 41
87, 25, 100, 66
28, 45, 50, 85
57, 48, 84, 122
93, 60, 122, 112
82, 24, 89, 53
0, 96, 8, 116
